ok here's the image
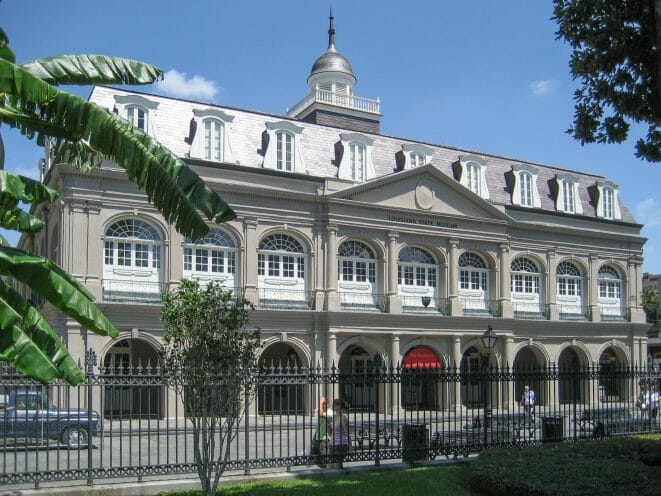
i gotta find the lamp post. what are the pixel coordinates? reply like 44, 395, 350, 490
480, 324, 497, 445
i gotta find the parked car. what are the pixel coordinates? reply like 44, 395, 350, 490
0, 390, 100, 448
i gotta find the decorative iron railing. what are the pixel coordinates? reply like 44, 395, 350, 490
0, 361, 658, 489
599, 306, 630, 322
460, 299, 502, 317
101, 279, 166, 303
513, 302, 550, 320
558, 304, 592, 321
401, 296, 450, 315
339, 292, 387, 312
258, 288, 315, 310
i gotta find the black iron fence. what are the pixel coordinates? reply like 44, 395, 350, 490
1, 360, 659, 488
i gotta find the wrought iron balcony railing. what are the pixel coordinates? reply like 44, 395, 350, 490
513, 302, 550, 320
558, 304, 592, 321
599, 306, 630, 322
401, 295, 450, 315
460, 298, 502, 317
101, 279, 166, 303
258, 288, 314, 310
339, 292, 387, 313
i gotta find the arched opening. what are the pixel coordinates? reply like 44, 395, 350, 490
513, 347, 546, 405
401, 347, 442, 410
460, 346, 496, 407
558, 347, 587, 403
599, 347, 628, 401
338, 345, 376, 412
102, 338, 162, 419
257, 343, 304, 415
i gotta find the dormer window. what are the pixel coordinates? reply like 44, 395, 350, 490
595, 181, 621, 220
114, 95, 159, 136
511, 164, 541, 208
457, 155, 490, 200
127, 106, 147, 131
263, 121, 305, 173
190, 108, 235, 163
402, 143, 432, 170
555, 174, 583, 215
338, 133, 375, 182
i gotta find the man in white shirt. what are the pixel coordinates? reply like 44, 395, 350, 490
521, 385, 536, 422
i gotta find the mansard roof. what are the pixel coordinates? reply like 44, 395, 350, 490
89, 86, 637, 225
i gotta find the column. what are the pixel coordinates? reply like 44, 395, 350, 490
243, 218, 259, 304
448, 240, 462, 316
387, 232, 401, 313
313, 225, 325, 310
451, 335, 462, 410
389, 335, 401, 414
629, 257, 645, 323
325, 226, 340, 311
589, 255, 600, 322
499, 243, 512, 318
546, 249, 558, 320
503, 336, 514, 409
327, 332, 338, 368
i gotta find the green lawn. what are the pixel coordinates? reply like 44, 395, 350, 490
160, 434, 661, 496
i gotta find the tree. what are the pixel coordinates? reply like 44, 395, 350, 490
160, 279, 260, 496
553, 0, 661, 162
642, 284, 660, 333
0, 26, 235, 385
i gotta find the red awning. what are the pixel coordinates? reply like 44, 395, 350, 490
404, 347, 441, 368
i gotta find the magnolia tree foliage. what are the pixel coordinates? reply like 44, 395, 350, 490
160, 279, 260, 496
0, 26, 235, 385
553, 0, 661, 162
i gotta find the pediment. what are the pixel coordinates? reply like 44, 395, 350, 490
328, 164, 509, 221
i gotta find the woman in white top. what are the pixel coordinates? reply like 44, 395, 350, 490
330, 398, 350, 456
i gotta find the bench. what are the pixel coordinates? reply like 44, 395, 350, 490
577, 407, 652, 438
351, 422, 401, 450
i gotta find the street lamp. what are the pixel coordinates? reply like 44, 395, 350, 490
480, 324, 497, 444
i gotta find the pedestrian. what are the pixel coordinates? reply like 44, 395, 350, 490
521, 385, 536, 422
638, 384, 650, 417
312, 396, 332, 467
649, 385, 658, 422
329, 398, 350, 468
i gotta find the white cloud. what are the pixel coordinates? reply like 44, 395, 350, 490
636, 198, 661, 228
154, 69, 221, 101
528, 79, 556, 97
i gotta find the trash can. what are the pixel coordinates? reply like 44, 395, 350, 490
402, 424, 429, 462
541, 416, 564, 441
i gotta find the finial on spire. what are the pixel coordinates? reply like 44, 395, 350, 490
328, 5, 336, 49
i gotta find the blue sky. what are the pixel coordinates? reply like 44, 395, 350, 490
3, 1, 660, 272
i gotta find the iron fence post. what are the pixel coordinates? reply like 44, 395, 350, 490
85, 349, 97, 486
244, 381, 250, 476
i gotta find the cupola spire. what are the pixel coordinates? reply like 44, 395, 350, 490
328, 6, 336, 49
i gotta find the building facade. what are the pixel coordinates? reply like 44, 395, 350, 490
24, 15, 649, 417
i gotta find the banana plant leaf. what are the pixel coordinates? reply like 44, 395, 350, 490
0, 282, 84, 384
0, 203, 44, 232
0, 57, 235, 241
0, 27, 16, 64
21, 54, 162, 86
0, 169, 58, 204
0, 246, 118, 338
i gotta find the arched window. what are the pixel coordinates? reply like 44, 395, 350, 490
458, 252, 489, 313
103, 219, 163, 301
398, 247, 437, 310
338, 240, 379, 310
511, 256, 543, 317
276, 130, 294, 172
556, 261, 584, 317
257, 233, 307, 305
126, 106, 147, 131
183, 230, 237, 288
602, 187, 614, 220
203, 118, 224, 161
598, 265, 623, 320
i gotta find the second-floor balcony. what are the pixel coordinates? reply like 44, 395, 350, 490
558, 304, 592, 321
258, 288, 314, 310
401, 295, 450, 315
513, 302, 550, 320
339, 292, 387, 313
102, 279, 166, 304
287, 89, 380, 117
599, 306, 630, 323
460, 299, 502, 318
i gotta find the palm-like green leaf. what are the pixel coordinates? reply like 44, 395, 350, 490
0, 57, 236, 240
0, 169, 58, 204
0, 27, 16, 63
21, 54, 163, 86
0, 282, 84, 384
0, 246, 118, 338
0, 203, 44, 232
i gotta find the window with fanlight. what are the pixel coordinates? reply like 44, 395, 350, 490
257, 233, 307, 303
183, 229, 237, 288
458, 251, 489, 312
598, 265, 623, 319
511, 256, 543, 316
398, 247, 437, 309
556, 260, 584, 315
